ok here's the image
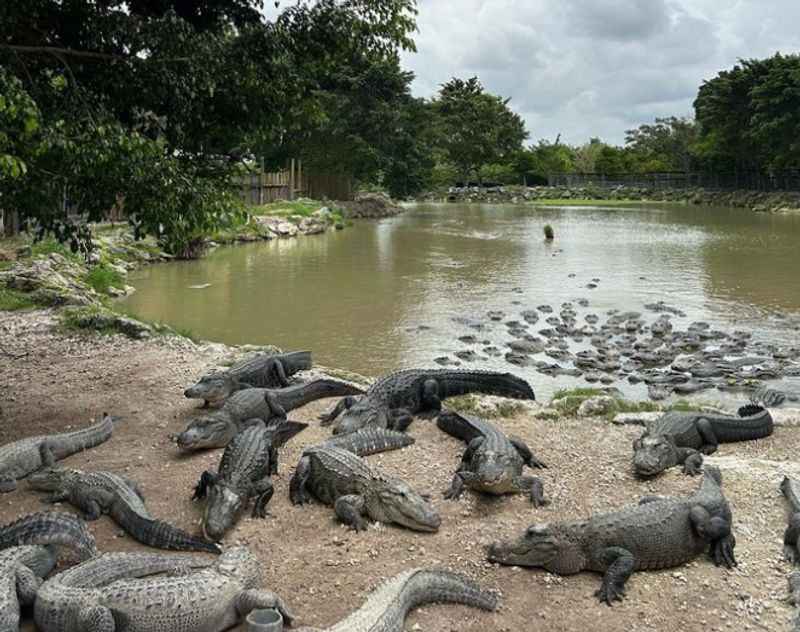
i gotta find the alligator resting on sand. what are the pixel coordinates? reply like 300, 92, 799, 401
781, 477, 800, 565
320, 369, 535, 435
0, 414, 117, 493
488, 467, 736, 605
290, 445, 441, 532
632, 404, 773, 477
293, 568, 499, 631
35, 546, 291, 632
437, 410, 547, 506
185, 351, 312, 407
176, 379, 363, 451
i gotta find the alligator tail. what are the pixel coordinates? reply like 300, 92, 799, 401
264, 420, 308, 447
782, 477, 800, 513
437, 371, 535, 401
280, 379, 365, 410
114, 505, 221, 554
737, 403, 766, 417
399, 569, 500, 612
325, 428, 416, 456
283, 350, 313, 372
50, 414, 117, 459
0, 512, 97, 560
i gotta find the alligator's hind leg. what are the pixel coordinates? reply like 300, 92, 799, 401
678, 449, 704, 476
236, 589, 295, 627
509, 435, 547, 469
694, 417, 719, 455
289, 457, 311, 505
334, 495, 369, 531
784, 513, 800, 564
268, 359, 290, 387
389, 408, 414, 432
252, 479, 274, 518
0, 478, 17, 493
265, 392, 287, 420
689, 505, 736, 568
319, 397, 358, 425
514, 476, 547, 507
594, 547, 635, 605
421, 379, 443, 412
76, 605, 117, 632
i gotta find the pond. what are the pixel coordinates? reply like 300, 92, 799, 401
122, 203, 800, 401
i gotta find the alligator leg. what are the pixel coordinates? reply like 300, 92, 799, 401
790, 572, 800, 606
514, 476, 548, 507
268, 444, 278, 476
444, 439, 481, 500
265, 391, 287, 420
594, 547, 635, 605
71, 489, 111, 521
444, 473, 467, 500
390, 408, 414, 432
509, 435, 547, 469
15, 564, 42, 605
251, 479, 274, 518
0, 478, 17, 493
193, 471, 218, 501
75, 605, 117, 632
784, 513, 800, 564
334, 495, 369, 531
41, 489, 70, 504
694, 418, 719, 455
678, 449, 704, 476
269, 359, 291, 387
289, 456, 311, 505
236, 588, 295, 627
421, 379, 443, 412
319, 396, 358, 425
39, 441, 56, 467
121, 477, 146, 502
689, 505, 736, 568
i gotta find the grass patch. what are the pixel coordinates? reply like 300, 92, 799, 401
250, 199, 345, 225
0, 261, 14, 271
84, 263, 124, 294
29, 238, 81, 261
552, 387, 606, 400
0, 286, 38, 311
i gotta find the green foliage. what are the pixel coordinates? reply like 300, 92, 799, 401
29, 238, 80, 260
543, 224, 554, 240
0, 286, 38, 311
552, 387, 605, 400
0, 68, 40, 179
624, 117, 697, 172
84, 263, 124, 294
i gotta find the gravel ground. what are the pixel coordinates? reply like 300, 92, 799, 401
1, 309, 797, 631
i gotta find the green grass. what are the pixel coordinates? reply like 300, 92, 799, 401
0, 260, 14, 271
550, 387, 706, 420
0, 287, 38, 311
552, 387, 606, 400
29, 238, 81, 261
249, 199, 345, 225
84, 263, 124, 294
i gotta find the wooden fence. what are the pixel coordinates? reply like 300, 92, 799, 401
240, 160, 353, 205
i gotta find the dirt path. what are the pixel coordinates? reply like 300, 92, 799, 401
1, 309, 796, 631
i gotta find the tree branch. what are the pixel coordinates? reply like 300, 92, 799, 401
1, 45, 124, 61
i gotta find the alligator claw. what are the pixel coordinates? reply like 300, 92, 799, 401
785, 545, 799, 565
443, 488, 462, 501
595, 582, 625, 605
711, 535, 737, 568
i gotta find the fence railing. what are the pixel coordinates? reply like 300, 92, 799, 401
240, 160, 353, 205
548, 170, 800, 192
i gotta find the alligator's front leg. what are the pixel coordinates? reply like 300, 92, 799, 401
74, 605, 117, 632
421, 379, 443, 412
289, 456, 311, 505
509, 435, 547, 469
268, 444, 278, 476
694, 417, 719, 455
236, 589, 295, 627
319, 396, 358, 425
334, 494, 369, 531
41, 488, 70, 504
192, 471, 218, 501
71, 489, 109, 521
789, 572, 800, 606
594, 547, 636, 605
389, 408, 414, 431
251, 478, 274, 518
265, 391, 287, 420
444, 438, 481, 500
689, 505, 736, 568
784, 513, 800, 564
513, 476, 547, 507
677, 449, 704, 476
269, 359, 290, 387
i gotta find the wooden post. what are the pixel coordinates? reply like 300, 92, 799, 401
289, 159, 295, 201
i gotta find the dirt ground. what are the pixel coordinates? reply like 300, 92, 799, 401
1, 309, 797, 631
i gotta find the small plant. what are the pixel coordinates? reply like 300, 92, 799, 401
543, 224, 554, 240
0, 287, 38, 311
85, 263, 124, 294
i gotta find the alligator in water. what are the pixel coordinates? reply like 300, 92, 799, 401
1, 513, 97, 632
176, 379, 364, 451
290, 445, 441, 532
28, 465, 220, 554
0, 414, 117, 492
319, 369, 535, 435
36, 548, 285, 632
185, 351, 313, 407
488, 467, 736, 605
293, 568, 498, 631
632, 404, 773, 477
437, 410, 547, 506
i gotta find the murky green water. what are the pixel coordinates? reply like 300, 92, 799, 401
122, 203, 800, 400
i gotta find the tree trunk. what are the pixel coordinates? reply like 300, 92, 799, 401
2, 208, 20, 237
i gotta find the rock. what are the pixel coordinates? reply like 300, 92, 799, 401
534, 408, 561, 420
507, 340, 545, 354
612, 411, 662, 426
255, 216, 299, 237
577, 396, 616, 417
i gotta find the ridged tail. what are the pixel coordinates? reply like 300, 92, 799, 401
712, 405, 774, 442
782, 477, 800, 513
434, 371, 535, 401
0, 512, 97, 560
436, 411, 483, 444
264, 420, 308, 447
279, 379, 365, 410
324, 428, 416, 456
387, 569, 499, 618
113, 504, 221, 554
50, 414, 116, 459
282, 350, 313, 373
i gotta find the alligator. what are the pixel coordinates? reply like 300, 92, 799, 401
0, 413, 116, 492
28, 465, 221, 554
321, 427, 416, 456
176, 379, 364, 451
290, 445, 441, 532
632, 404, 773, 477
437, 410, 547, 506
185, 351, 313, 407
293, 568, 498, 631
781, 477, 800, 564
487, 466, 736, 605
193, 419, 307, 541
0, 512, 97, 559
319, 369, 535, 435
34, 546, 291, 632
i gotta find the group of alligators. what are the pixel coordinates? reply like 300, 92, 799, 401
0, 348, 795, 631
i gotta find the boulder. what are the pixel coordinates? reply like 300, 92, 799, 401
577, 396, 616, 417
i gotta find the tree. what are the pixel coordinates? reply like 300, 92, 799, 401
524, 139, 575, 181
432, 77, 528, 183
624, 117, 697, 172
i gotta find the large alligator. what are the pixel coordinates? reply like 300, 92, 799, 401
28, 465, 221, 554
1, 513, 97, 632
782, 477, 800, 564
293, 568, 499, 631
319, 369, 535, 435
176, 379, 364, 451
34, 546, 291, 632
290, 445, 441, 532
0, 413, 116, 492
488, 467, 736, 605
185, 350, 313, 407
632, 404, 773, 477
437, 410, 547, 506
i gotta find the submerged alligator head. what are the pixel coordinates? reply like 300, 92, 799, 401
203, 483, 245, 542
372, 477, 441, 532
487, 524, 582, 574
632, 433, 678, 477
176, 413, 236, 451
184, 373, 237, 405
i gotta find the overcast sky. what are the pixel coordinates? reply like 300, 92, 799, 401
400, 0, 800, 145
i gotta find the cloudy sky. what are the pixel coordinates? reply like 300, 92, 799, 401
399, 0, 800, 145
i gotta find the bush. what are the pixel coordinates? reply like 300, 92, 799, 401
543, 224, 554, 240
85, 263, 124, 294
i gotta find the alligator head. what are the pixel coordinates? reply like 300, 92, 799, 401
176, 413, 237, 451
203, 483, 244, 542
467, 451, 519, 494
184, 373, 236, 405
632, 433, 678, 477
374, 478, 441, 532
332, 402, 387, 435
28, 464, 72, 492
487, 524, 584, 574
215, 546, 261, 587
